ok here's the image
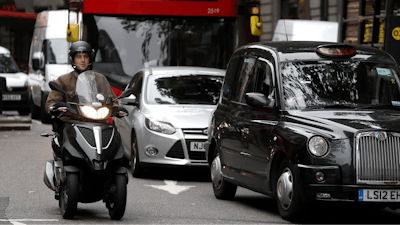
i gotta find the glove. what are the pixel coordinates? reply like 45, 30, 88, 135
53, 102, 67, 110
115, 106, 129, 118
50, 102, 67, 115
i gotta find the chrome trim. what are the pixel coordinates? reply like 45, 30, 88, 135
297, 164, 339, 170
93, 126, 102, 155
356, 131, 400, 185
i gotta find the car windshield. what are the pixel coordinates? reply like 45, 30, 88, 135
281, 61, 400, 110
46, 39, 69, 64
0, 54, 19, 73
146, 74, 223, 105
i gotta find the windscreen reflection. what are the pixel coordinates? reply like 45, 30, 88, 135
0, 54, 19, 73
146, 75, 223, 105
282, 61, 400, 110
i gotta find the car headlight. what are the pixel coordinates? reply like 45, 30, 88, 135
80, 106, 110, 120
308, 136, 328, 156
145, 118, 175, 134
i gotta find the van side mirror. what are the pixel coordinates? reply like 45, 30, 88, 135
32, 52, 44, 71
245, 92, 275, 109
250, 16, 263, 36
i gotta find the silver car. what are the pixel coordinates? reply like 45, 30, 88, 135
115, 66, 225, 177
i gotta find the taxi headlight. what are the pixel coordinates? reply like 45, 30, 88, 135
80, 106, 110, 120
145, 118, 175, 134
308, 136, 328, 157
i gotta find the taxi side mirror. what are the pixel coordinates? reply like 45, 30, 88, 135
250, 16, 263, 36
67, 24, 79, 42
245, 92, 275, 109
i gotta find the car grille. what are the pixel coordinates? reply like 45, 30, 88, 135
185, 139, 206, 160
77, 126, 114, 148
166, 141, 185, 159
356, 131, 400, 184
182, 128, 208, 136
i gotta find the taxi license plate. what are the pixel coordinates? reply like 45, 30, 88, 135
2, 94, 21, 101
358, 189, 400, 202
190, 142, 206, 152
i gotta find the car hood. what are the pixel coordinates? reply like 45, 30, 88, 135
286, 109, 400, 139
0, 72, 28, 88
143, 105, 216, 129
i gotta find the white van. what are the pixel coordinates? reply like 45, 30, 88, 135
0, 46, 30, 115
272, 19, 339, 42
28, 10, 80, 123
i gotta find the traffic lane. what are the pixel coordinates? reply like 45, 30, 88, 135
0, 119, 398, 224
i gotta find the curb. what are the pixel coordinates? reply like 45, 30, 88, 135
0, 116, 31, 131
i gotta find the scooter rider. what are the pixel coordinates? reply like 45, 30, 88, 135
45, 41, 118, 122
45, 41, 119, 159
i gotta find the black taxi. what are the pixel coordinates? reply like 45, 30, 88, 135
206, 41, 400, 221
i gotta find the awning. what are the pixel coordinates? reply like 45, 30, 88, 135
0, 10, 36, 28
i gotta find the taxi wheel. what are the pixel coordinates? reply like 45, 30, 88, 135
211, 149, 237, 200
130, 131, 143, 178
276, 159, 307, 221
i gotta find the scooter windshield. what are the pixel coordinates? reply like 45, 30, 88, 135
75, 71, 111, 106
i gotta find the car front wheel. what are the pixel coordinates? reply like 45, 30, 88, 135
130, 131, 143, 177
211, 149, 237, 200
276, 159, 307, 221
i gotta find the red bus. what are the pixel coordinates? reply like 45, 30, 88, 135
69, 0, 262, 92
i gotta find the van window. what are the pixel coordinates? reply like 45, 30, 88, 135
46, 39, 69, 64
232, 57, 256, 103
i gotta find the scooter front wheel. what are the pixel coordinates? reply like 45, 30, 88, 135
108, 174, 127, 220
60, 173, 79, 219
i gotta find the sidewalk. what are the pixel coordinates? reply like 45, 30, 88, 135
0, 112, 31, 131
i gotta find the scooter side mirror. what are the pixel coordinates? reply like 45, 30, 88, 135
49, 81, 68, 96
114, 88, 133, 101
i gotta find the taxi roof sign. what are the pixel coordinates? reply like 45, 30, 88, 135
316, 45, 356, 58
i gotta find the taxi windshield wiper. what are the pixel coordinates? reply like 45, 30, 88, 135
357, 103, 400, 110
307, 103, 357, 109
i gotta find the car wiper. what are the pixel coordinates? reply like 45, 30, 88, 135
357, 103, 400, 110
307, 104, 357, 109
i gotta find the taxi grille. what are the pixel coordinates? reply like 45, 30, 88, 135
356, 131, 400, 184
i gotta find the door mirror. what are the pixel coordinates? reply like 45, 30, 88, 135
245, 92, 275, 109
119, 94, 138, 106
32, 52, 44, 71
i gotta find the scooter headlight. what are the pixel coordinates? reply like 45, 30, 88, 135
80, 106, 110, 120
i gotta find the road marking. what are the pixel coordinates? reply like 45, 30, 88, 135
145, 180, 195, 195
0, 219, 59, 225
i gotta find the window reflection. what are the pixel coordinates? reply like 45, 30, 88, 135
146, 75, 223, 105
282, 61, 400, 110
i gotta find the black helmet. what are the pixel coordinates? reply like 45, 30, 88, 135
69, 41, 95, 71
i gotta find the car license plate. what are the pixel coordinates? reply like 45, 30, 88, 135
190, 142, 206, 152
2, 94, 21, 101
358, 189, 400, 202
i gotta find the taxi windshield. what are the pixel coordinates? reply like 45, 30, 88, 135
281, 61, 400, 110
